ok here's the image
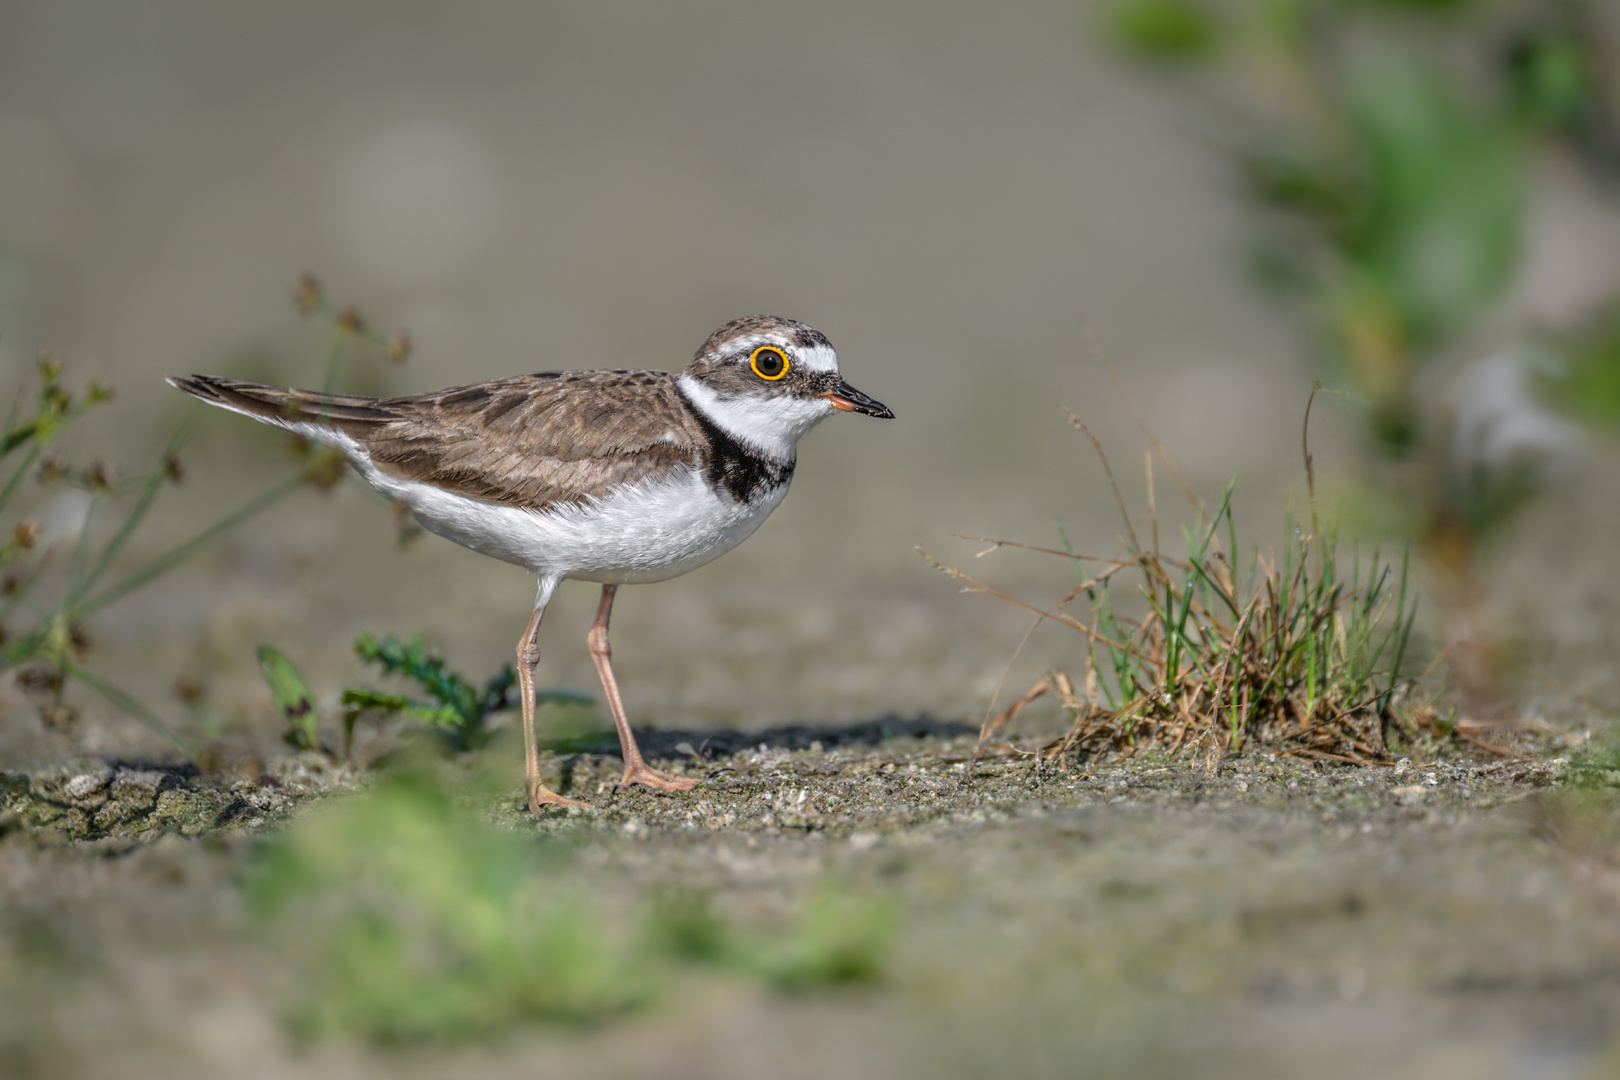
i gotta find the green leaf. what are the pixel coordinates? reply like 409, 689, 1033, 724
1342, 57, 1525, 349
1507, 31, 1594, 127
341, 686, 459, 729
338, 688, 410, 760
259, 645, 318, 751
339, 687, 412, 714
0, 419, 39, 457
1544, 307, 1620, 429
353, 632, 481, 729
1106, 0, 1219, 63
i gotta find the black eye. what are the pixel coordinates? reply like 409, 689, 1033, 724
749, 346, 789, 380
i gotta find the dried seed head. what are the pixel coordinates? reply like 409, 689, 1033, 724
84, 461, 119, 491
294, 274, 322, 315
86, 380, 114, 403
303, 446, 348, 490
1, 572, 23, 596
68, 622, 91, 657
386, 331, 412, 363
11, 521, 41, 550
174, 675, 206, 705
39, 704, 75, 729
37, 453, 66, 483
163, 454, 186, 484
335, 306, 365, 334
16, 663, 62, 695
35, 350, 62, 384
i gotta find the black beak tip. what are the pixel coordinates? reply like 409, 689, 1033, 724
832, 380, 895, 419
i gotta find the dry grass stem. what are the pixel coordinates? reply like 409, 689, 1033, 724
934, 404, 1431, 769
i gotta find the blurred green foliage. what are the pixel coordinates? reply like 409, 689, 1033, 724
1562, 729, 1620, 791
1346, 0, 1477, 11
1107, 0, 1219, 59
1340, 61, 1521, 357
248, 770, 639, 1038
1103, 0, 1620, 564
645, 884, 893, 989
1546, 307, 1620, 430
248, 769, 893, 1041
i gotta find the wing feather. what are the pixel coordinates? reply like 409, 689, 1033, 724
352, 371, 702, 510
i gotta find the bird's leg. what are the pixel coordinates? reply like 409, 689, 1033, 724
587, 584, 698, 793
519, 579, 590, 813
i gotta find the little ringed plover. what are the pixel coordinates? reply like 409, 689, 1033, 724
168, 315, 893, 811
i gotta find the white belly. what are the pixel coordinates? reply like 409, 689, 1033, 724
322, 427, 787, 583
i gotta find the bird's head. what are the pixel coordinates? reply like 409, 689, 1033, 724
676, 316, 893, 460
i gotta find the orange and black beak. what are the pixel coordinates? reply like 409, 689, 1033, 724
823, 380, 894, 419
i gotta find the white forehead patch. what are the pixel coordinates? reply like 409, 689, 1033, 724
794, 343, 839, 374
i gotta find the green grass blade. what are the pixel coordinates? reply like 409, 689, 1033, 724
68, 476, 161, 606
70, 474, 302, 619
322, 334, 348, 397
62, 497, 102, 608
60, 657, 194, 756
0, 440, 42, 516
66, 426, 191, 606
259, 646, 319, 751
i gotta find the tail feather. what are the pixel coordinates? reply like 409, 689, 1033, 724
166, 375, 396, 428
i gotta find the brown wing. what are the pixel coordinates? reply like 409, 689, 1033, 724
169, 370, 703, 510
357, 370, 702, 509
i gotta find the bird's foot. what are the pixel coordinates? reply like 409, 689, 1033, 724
528, 784, 593, 813
614, 764, 699, 794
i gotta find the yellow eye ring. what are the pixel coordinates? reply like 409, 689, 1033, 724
749, 345, 790, 381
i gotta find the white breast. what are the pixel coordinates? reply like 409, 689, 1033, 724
303, 424, 789, 584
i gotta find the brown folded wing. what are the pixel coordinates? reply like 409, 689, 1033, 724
171, 371, 703, 511
356, 371, 703, 510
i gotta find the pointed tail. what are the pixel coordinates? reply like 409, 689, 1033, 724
165, 375, 396, 431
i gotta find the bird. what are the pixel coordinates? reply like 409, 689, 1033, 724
168, 315, 893, 812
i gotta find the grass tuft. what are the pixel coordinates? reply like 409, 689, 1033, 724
929, 402, 1428, 768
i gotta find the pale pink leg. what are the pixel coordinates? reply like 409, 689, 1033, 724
587, 584, 698, 793
519, 578, 590, 812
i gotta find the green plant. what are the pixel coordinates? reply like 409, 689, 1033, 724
0, 355, 302, 750
1560, 731, 1620, 793
0, 277, 419, 752
340, 631, 591, 753
248, 768, 892, 1042
258, 646, 319, 752
932, 410, 1421, 766
645, 885, 894, 990
247, 769, 643, 1039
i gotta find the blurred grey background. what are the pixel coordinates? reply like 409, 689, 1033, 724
0, 0, 1610, 762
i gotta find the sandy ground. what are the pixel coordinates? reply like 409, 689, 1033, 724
4, 727, 1619, 1080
